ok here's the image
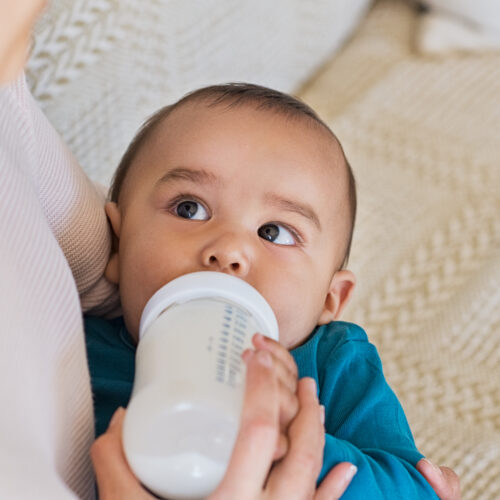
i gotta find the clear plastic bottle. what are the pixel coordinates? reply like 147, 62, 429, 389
122, 271, 279, 500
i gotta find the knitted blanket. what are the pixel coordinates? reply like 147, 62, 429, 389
300, 2, 500, 499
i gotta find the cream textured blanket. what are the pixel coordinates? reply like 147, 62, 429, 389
300, 2, 500, 499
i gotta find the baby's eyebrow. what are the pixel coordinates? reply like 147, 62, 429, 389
264, 193, 321, 231
156, 167, 220, 186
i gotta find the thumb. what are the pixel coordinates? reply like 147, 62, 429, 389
417, 459, 461, 500
90, 408, 154, 499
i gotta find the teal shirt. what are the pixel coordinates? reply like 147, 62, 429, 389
84, 316, 136, 438
84, 316, 438, 499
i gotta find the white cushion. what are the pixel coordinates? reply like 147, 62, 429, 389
417, 9, 500, 55
421, 0, 500, 34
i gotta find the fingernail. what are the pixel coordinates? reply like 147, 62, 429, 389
345, 465, 357, 484
423, 458, 443, 477
302, 377, 317, 393
320, 405, 325, 425
256, 350, 273, 367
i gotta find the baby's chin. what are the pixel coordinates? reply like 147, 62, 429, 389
122, 312, 140, 344
283, 328, 317, 350
280, 333, 304, 350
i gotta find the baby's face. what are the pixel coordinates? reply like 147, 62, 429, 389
106, 102, 355, 348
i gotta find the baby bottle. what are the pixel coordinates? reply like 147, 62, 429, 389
122, 271, 279, 500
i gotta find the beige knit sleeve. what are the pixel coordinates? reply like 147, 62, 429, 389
0, 75, 95, 499
21, 77, 121, 316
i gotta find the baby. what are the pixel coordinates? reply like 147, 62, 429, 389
85, 83, 438, 499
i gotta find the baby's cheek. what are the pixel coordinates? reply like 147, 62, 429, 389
282, 299, 323, 349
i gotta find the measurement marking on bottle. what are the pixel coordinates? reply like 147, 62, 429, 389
216, 303, 250, 386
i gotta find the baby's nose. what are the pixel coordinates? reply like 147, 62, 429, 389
200, 232, 251, 277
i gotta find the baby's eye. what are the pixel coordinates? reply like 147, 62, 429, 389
175, 200, 209, 220
258, 223, 296, 246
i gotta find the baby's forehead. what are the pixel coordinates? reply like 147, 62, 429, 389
126, 99, 350, 208
162, 99, 345, 170
170, 97, 337, 138
159, 99, 345, 164
169, 100, 349, 204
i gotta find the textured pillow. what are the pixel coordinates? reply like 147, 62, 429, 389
28, 0, 372, 185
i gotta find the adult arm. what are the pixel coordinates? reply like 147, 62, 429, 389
23, 76, 120, 316
0, 0, 45, 84
0, 2, 111, 497
2, 1, 120, 318
0, 80, 95, 499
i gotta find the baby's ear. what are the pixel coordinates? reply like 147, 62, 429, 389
317, 270, 356, 325
104, 202, 121, 285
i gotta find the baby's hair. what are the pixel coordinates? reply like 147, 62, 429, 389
109, 83, 356, 268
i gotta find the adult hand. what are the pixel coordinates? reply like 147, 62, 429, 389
242, 333, 300, 459
210, 350, 356, 500
91, 353, 461, 500
91, 407, 154, 500
0, 0, 46, 84
91, 349, 357, 500
417, 458, 461, 500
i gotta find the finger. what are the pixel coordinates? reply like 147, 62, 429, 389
247, 336, 298, 398
416, 459, 461, 500
211, 350, 279, 500
244, 346, 299, 430
439, 467, 462, 500
252, 333, 298, 379
90, 408, 154, 499
277, 378, 299, 429
265, 377, 324, 499
315, 463, 357, 500
91, 408, 128, 487
252, 333, 298, 391
273, 433, 289, 461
